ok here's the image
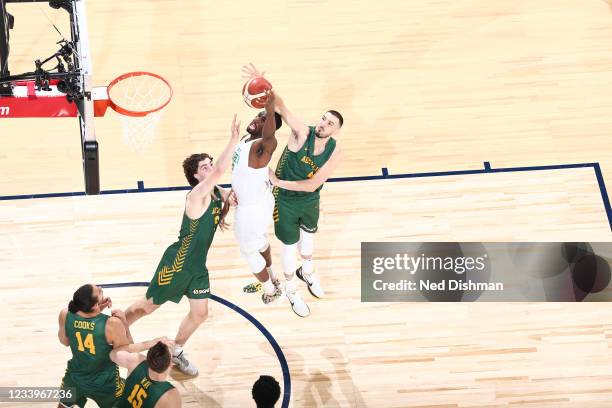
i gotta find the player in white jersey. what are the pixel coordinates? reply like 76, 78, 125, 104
231, 90, 283, 304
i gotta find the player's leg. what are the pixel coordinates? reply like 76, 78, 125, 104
89, 374, 125, 408
297, 229, 314, 274
173, 298, 207, 376
237, 200, 281, 303
281, 241, 298, 291
259, 243, 276, 282
58, 371, 86, 408
296, 205, 324, 297
174, 297, 208, 346
261, 193, 278, 285
124, 296, 160, 326
247, 242, 282, 304
172, 274, 211, 376
274, 197, 310, 317
125, 255, 176, 324
242, 242, 280, 294
239, 194, 278, 295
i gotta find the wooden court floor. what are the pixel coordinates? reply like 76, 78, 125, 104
2, 1, 612, 407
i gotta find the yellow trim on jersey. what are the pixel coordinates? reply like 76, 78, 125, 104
114, 365, 125, 398
158, 219, 199, 286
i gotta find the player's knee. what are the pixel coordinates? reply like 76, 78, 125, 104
281, 243, 298, 274
259, 242, 270, 253
190, 305, 208, 322
142, 301, 159, 315
282, 242, 298, 258
242, 248, 266, 274
299, 229, 315, 255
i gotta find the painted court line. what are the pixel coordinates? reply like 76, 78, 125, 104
98, 281, 291, 408
1, 161, 610, 231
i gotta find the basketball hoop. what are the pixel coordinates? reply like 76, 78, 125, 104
93, 72, 172, 153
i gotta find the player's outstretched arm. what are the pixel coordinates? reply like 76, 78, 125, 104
274, 91, 309, 141
242, 63, 309, 141
57, 309, 69, 347
269, 146, 343, 192
189, 114, 240, 201
112, 336, 169, 355
110, 348, 145, 374
259, 90, 278, 154
110, 337, 172, 374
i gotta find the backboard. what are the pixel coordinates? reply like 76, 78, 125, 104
0, 0, 99, 194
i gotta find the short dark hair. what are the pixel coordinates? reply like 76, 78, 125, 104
147, 342, 171, 374
327, 110, 343, 127
68, 284, 97, 314
183, 153, 213, 187
252, 375, 281, 408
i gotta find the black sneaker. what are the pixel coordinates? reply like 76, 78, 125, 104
296, 267, 324, 298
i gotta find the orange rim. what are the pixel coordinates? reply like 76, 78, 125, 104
107, 71, 173, 117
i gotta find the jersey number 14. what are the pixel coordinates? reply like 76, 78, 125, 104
75, 331, 96, 355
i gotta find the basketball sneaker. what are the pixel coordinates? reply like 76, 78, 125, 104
296, 267, 325, 298
172, 348, 198, 376
243, 281, 262, 293
262, 285, 282, 304
286, 287, 310, 317
243, 278, 280, 294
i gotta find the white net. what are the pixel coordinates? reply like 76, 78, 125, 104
118, 112, 163, 154
108, 73, 172, 153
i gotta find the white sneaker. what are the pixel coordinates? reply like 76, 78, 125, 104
296, 267, 325, 298
286, 288, 310, 317
172, 349, 198, 376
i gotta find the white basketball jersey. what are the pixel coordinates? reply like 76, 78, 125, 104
231, 138, 271, 206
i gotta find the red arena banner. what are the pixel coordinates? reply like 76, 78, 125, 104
0, 81, 78, 118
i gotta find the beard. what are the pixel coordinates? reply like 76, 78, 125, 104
315, 129, 329, 138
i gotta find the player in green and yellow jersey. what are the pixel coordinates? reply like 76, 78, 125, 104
58, 284, 133, 407
123, 114, 240, 376
243, 65, 344, 318
111, 339, 180, 408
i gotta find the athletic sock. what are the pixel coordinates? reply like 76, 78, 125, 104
263, 278, 275, 295
285, 276, 297, 293
301, 258, 313, 276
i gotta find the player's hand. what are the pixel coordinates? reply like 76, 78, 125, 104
268, 168, 280, 186
265, 89, 276, 111
228, 190, 238, 207
242, 63, 265, 79
231, 114, 240, 140
159, 337, 175, 347
155, 336, 175, 351
111, 309, 127, 324
99, 296, 112, 311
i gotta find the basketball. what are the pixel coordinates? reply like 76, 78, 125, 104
242, 76, 273, 109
